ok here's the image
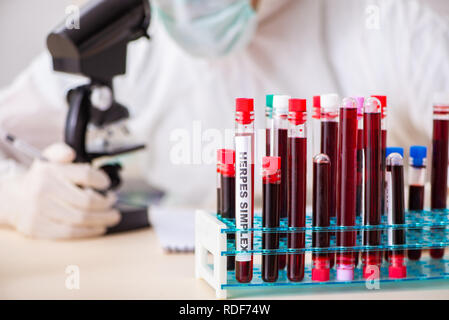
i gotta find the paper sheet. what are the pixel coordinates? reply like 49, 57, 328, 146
149, 206, 195, 253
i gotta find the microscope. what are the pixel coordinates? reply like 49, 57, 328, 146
47, 0, 152, 233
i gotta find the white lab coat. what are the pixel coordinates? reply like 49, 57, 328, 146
0, 0, 448, 209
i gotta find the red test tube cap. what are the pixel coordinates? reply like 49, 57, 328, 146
312, 96, 321, 119
371, 95, 387, 108
262, 156, 281, 183
289, 99, 307, 124
219, 149, 235, 176
289, 98, 307, 112
371, 95, 387, 118
389, 265, 407, 279
312, 268, 330, 282
235, 98, 254, 125
262, 156, 281, 171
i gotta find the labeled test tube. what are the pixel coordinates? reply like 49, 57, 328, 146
430, 93, 449, 260
362, 97, 382, 279
408, 146, 427, 261
273, 95, 291, 270
262, 156, 281, 282
219, 149, 236, 270
336, 97, 358, 281
287, 98, 307, 282
312, 154, 331, 282
386, 152, 407, 279
234, 98, 255, 283
265, 94, 274, 156
320, 94, 339, 268
312, 96, 321, 157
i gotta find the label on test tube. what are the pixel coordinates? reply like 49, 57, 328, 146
235, 135, 252, 262
386, 170, 393, 246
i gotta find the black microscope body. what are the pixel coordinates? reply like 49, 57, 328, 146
47, 0, 152, 232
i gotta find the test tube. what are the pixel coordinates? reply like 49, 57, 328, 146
384, 147, 404, 262
219, 149, 236, 270
355, 97, 364, 219
312, 154, 331, 282
386, 152, 407, 279
430, 93, 449, 260
217, 150, 222, 217
372, 95, 387, 262
320, 93, 339, 268
336, 97, 358, 281
265, 94, 274, 156
372, 95, 388, 215
312, 95, 321, 157
408, 146, 427, 261
234, 98, 255, 283
273, 95, 291, 270
287, 98, 307, 282
262, 156, 281, 282
355, 96, 364, 268
362, 97, 382, 279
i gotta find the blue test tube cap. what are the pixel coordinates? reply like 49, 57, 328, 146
409, 145, 427, 166
386, 147, 404, 158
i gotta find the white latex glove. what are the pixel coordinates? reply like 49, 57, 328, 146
0, 143, 120, 239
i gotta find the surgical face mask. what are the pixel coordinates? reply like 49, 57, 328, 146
153, 0, 257, 58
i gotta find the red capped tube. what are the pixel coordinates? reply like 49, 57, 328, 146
336, 97, 358, 281
262, 156, 281, 282
287, 98, 307, 282
234, 98, 255, 283
218, 149, 236, 271
362, 97, 383, 279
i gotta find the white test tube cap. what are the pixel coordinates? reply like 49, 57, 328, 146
273, 95, 291, 114
433, 92, 449, 106
336, 266, 354, 281
321, 93, 340, 108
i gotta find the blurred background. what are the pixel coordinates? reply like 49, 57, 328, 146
0, 0, 85, 87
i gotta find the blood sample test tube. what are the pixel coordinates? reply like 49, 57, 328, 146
320, 93, 339, 268
336, 97, 358, 281
430, 93, 449, 260
386, 152, 407, 279
217, 150, 223, 217
372, 95, 388, 216
312, 154, 331, 282
265, 94, 274, 156
262, 156, 281, 282
234, 98, 255, 283
384, 147, 404, 263
273, 95, 291, 270
372, 95, 387, 262
354, 96, 364, 268
287, 98, 307, 282
219, 149, 236, 271
312, 95, 322, 157
362, 97, 382, 279
408, 146, 427, 261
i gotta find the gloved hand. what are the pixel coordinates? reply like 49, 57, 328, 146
0, 143, 120, 239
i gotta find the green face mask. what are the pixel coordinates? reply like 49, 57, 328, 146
154, 0, 257, 58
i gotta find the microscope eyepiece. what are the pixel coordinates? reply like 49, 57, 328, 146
47, 0, 151, 82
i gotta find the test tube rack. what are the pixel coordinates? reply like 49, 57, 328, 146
195, 209, 449, 299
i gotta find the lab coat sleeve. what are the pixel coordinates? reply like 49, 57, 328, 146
389, 0, 449, 147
